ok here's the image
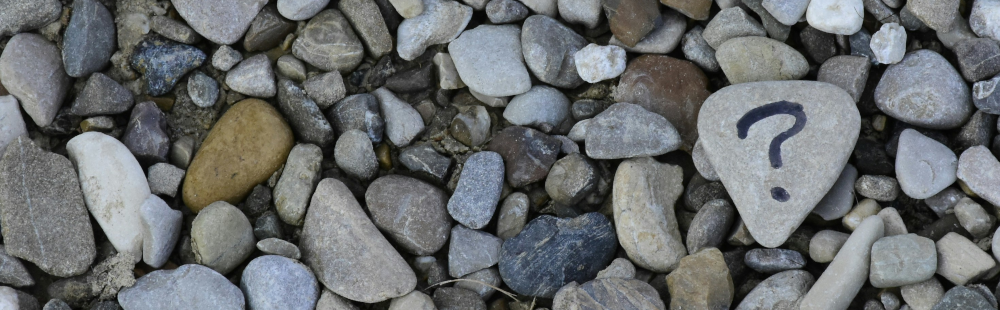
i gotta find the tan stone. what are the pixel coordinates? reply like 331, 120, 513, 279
613, 55, 711, 149
182, 99, 294, 212
661, 0, 711, 20
666, 248, 734, 309
613, 157, 686, 272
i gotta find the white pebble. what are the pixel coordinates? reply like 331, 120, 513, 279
871, 23, 907, 64
573, 44, 626, 83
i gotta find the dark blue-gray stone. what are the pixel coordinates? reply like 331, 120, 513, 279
121, 101, 170, 163
931, 286, 994, 310
68, 73, 135, 116
62, 0, 116, 77
743, 248, 807, 273
498, 212, 617, 298
850, 29, 878, 65
327, 93, 384, 143
276, 79, 334, 147
130, 35, 206, 96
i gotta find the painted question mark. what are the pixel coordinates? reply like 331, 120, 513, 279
736, 100, 808, 202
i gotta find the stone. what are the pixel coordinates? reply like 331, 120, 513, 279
0, 0, 60, 36
456, 268, 501, 298
613, 157, 686, 272
212, 46, 243, 72
433, 53, 465, 90
150, 16, 202, 44
716, 37, 809, 84
0, 136, 96, 277
955, 198, 994, 238
338, 0, 394, 59
66, 132, 148, 261
896, 129, 957, 199
800, 217, 884, 310
971, 0, 1000, 41
447, 151, 504, 229
241, 255, 320, 310
448, 225, 502, 277
687, 199, 737, 254
433, 287, 486, 310
596, 258, 637, 279
559, 0, 601, 28
957, 146, 1000, 207
487, 0, 529, 23
366, 175, 450, 255
521, 15, 587, 88
603, 0, 660, 47
574, 44, 627, 83
335, 130, 379, 180
397, 0, 473, 61
0, 96, 26, 153
763, 0, 809, 25
805, 0, 863, 34
818, 56, 871, 103
666, 248, 733, 309
187, 71, 218, 108
744, 0, 792, 42
736, 270, 815, 310
938, 17, 978, 49
172, 0, 267, 44
256, 238, 301, 259
692, 140, 720, 181
130, 35, 206, 96
499, 213, 617, 298
614, 55, 711, 148
609, 10, 686, 54
504, 86, 570, 130
317, 289, 361, 310
585, 103, 681, 159
698, 81, 860, 248
170, 136, 195, 169
954, 38, 1000, 82
907, 0, 959, 31
496, 193, 529, 240
744, 248, 806, 274
385, 65, 435, 93
373, 88, 424, 147
254, 212, 284, 240
304, 72, 346, 110
390, 291, 434, 310
226, 54, 276, 98
279, 0, 330, 20
399, 143, 452, 181
274, 144, 323, 226
520, 0, 557, 16
544, 153, 598, 206
682, 26, 720, 73
869, 234, 938, 288
855, 175, 900, 201
276, 79, 335, 147
661, 0, 710, 20
292, 10, 364, 73
183, 99, 294, 212
118, 264, 244, 309
936, 232, 996, 285
0, 33, 71, 127
191, 201, 256, 275
799, 26, 837, 63
813, 164, 859, 220
391, 0, 425, 18
244, 6, 297, 52
901, 278, 944, 310
301, 179, 417, 303
62, 0, 115, 77
449, 24, 531, 97
879, 207, 908, 236
138, 195, 181, 269
122, 101, 170, 162
451, 105, 491, 146
44, 299, 70, 310
871, 23, 906, 65
931, 286, 994, 310
702, 7, 766, 49
328, 94, 384, 143
956, 110, 995, 152
876, 52, 971, 130
553, 278, 666, 310
80, 116, 114, 133
486, 127, 560, 187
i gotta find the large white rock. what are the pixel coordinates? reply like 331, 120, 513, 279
139, 195, 182, 268
67, 132, 150, 262
805, 0, 863, 35
895, 129, 957, 199
0, 96, 26, 153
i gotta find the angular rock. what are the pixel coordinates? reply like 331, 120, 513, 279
373, 88, 425, 147
954, 38, 1000, 82
292, 10, 364, 73
304, 72, 346, 110
328, 94, 384, 143
875, 50, 971, 129
150, 15, 202, 44
118, 264, 244, 309
896, 129, 957, 199
800, 216, 884, 310
609, 10, 686, 54
585, 103, 681, 159
450, 25, 531, 98
191, 201, 256, 275
130, 35, 206, 96
276, 79, 335, 147
0, 0, 60, 37
451, 105, 491, 146
574, 44, 627, 83
613, 157, 686, 272
68, 73, 134, 117
139, 195, 182, 269
559, 0, 601, 28
871, 23, 906, 65
817, 56, 871, 104
399, 143, 452, 182
682, 26, 720, 73
62, 0, 116, 77
661, 0, 711, 20
520, 15, 587, 88
613, 55, 711, 148
244, 6, 296, 52
397, 0, 472, 61
338, 0, 394, 59
907, 0, 959, 32
226, 54, 276, 98
334, 130, 379, 180
666, 248, 734, 309
716, 37, 809, 84
448, 226, 502, 278
553, 278, 666, 310
932, 286, 994, 310
241, 255, 320, 310
956, 146, 1000, 207
274, 144, 323, 226
187, 71, 218, 108
936, 232, 995, 285
0, 33, 71, 127
172, 0, 267, 44
212, 45, 243, 71
366, 175, 451, 255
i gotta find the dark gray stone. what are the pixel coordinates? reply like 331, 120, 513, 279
69, 73, 135, 116
571, 99, 610, 120
521, 15, 587, 88
800, 26, 837, 63
486, 126, 561, 187
365, 175, 451, 255
122, 101, 170, 163
486, 0, 529, 23
62, 0, 115, 77
150, 16, 202, 44
244, 6, 297, 52
385, 65, 434, 93
850, 29, 877, 64
187, 71, 219, 108
130, 35, 206, 96
277, 79, 334, 147
544, 153, 598, 206
0, 246, 33, 287
327, 94, 384, 143
955, 110, 996, 153
292, 10, 364, 73
932, 286, 994, 310
303, 72, 346, 109
686, 199, 736, 254
744, 248, 806, 273
954, 38, 1000, 82
553, 278, 666, 310
338, 0, 394, 59
241, 255, 320, 310
254, 211, 285, 240
399, 143, 452, 182
433, 287, 486, 310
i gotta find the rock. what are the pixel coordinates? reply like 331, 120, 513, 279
256, 238, 301, 259
338, 0, 393, 59
455, 268, 501, 298
274, 144, 323, 226
486, 127, 560, 187
956, 110, 995, 152
43, 299, 70, 310
212, 45, 243, 71
762, 0, 809, 25
936, 232, 995, 285
172, 0, 267, 44
118, 264, 244, 309
698, 81, 860, 248
869, 234, 937, 288
682, 26, 720, 73
486, 0, 529, 23
183, 99, 294, 212
496, 192, 529, 240
447, 151, 504, 229
907, 0, 958, 31
520, 15, 587, 88
660, 0, 711, 20
498, 213, 617, 298
139, 195, 182, 269
276, 79, 335, 147
932, 286, 994, 310
574, 44, 627, 83
902, 278, 945, 310
957, 146, 1000, 207
800, 217, 884, 310
0, 33, 71, 127
687, 199, 737, 254
122, 101, 170, 163
373, 88, 424, 147
62, 0, 115, 77
876, 51, 971, 129
716, 37, 809, 84
391, 0, 425, 18
702, 7, 766, 49
0, 97, 26, 152
692, 140, 720, 181
390, 291, 435, 310
399, 143, 452, 182
544, 153, 598, 206
448, 226, 502, 277
613, 55, 711, 148
603, 0, 660, 47
855, 175, 901, 201
328, 94, 384, 143
317, 289, 362, 310
596, 258, 637, 279
520, 0, 558, 16
971, 0, 1000, 41
558, 0, 601, 28
553, 278, 666, 310
170, 136, 195, 169
187, 71, 218, 108
870, 23, 906, 65
451, 105, 491, 146
226, 54, 276, 98
798, 26, 837, 63
954, 198, 994, 238
191, 201, 256, 275
433, 287, 486, 310
613, 157, 686, 272
66, 132, 148, 261
242, 7, 295, 51
896, 129, 957, 199
818, 56, 871, 103
813, 164, 859, 220
304, 72, 346, 110
397, 0, 472, 61
241, 255, 320, 310
744, 248, 806, 274
954, 38, 1000, 82
301, 179, 417, 303
878, 207, 908, 236
150, 15, 202, 44
292, 10, 364, 73
130, 35, 206, 96
433, 53, 465, 90
609, 10, 686, 54
585, 103, 681, 159
666, 248, 734, 309
80, 116, 114, 133
736, 270, 815, 310
0, 136, 96, 277
366, 175, 451, 255
449, 24, 531, 97
504, 86, 570, 130
0, 0, 60, 37
335, 130, 379, 180
279, 0, 329, 20
744, 0, 792, 40
805, 0, 863, 34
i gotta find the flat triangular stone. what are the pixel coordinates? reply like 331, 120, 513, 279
697, 81, 860, 247
895, 129, 957, 199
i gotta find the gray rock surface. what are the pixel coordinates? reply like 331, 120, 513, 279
150, 15, 202, 44
338, 0, 394, 59
955, 198, 994, 238
702, 7, 766, 49
902, 278, 945, 310
118, 264, 245, 309
0, 33, 71, 127
191, 201, 256, 275
869, 234, 937, 288
971, 0, 1000, 41
504, 86, 570, 130
334, 130, 378, 180
936, 232, 995, 285
0, 247, 32, 287
139, 195, 182, 269
187, 71, 218, 108
609, 10, 687, 54
274, 144, 323, 226
817, 56, 871, 103
62, 0, 116, 78
895, 129, 956, 199
433, 287, 486, 310
0, 0, 61, 37
278, 0, 330, 20
875, 50, 972, 129
585, 103, 681, 159
449, 24, 531, 97
390, 291, 434, 310
0, 97, 26, 153
256, 238, 301, 260
455, 267, 501, 298
744, 248, 807, 274
855, 175, 901, 201
553, 278, 666, 310
241, 255, 320, 310
716, 37, 808, 84
520, 15, 586, 88
399, 143, 452, 182
397, 0, 473, 60
447, 151, 504, 229
448, 225, 502, 278
687, 199, 736, 254
544, 153, 598, 206
682, 26, 720, 72
292, 10, 364, 73
366, 175, 451, 255
328, 94, 384, 143
212, 45, 243, 71
173, 0, 267, 45
812, 164, 859, 220
558, 0, 601, 28
956, 146, 1000, 207
486, 0, 529, 23
596, 258, 637, 279
736, 270, 815, 310
374, 88, 425, 147
613, 157, 686, 272
763, 0, 809, 25
226, 54, 276, 98
304, 72, 346, 109
800, 216, 884, 310
496, 192, 529, 240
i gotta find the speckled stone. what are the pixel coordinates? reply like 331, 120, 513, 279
0, 0, 61, 37
240, 255, 320, 310
447, 151, 504, 229
666, 248, 734, 309
449, 24, 531, 96
874, 50, 972, 129
292, 10, 364, 73
366, 175, 451, 255
69, 72, 135, 117
130, 35, 206, 96
716, 37, 809, 84
486, 126, 560, 187
172, 0, 268, 45
62, 0, 116, 78
0, 33, 71, 127
118, 264, 245, 309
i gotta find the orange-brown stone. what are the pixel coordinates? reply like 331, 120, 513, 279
613, 55, 711, 149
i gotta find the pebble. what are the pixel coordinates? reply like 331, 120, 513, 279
744, 248, 806, 274
373, 88, 424, 147
613, 157, 686, 272
118, 264, 244, 309
871, 23, 907, 65
390, 291, 434, 310
447, 151, 504, 228
486, 0, 529, 23
800, 217, 884, 310
328, 94, 384, 143
954, 198, 994, 238
879, 207, 909, 236
520, 0, 558, 16
736, 270, 815, 310
451, 105, 491, 146
692, 140, 720, 181
869, 234, 938, 288
799, 26, 837, 63
687, 199, 736, 254
397, 0, 473, 60
187, 71, 218, 108
716, 37, 808, 84
449, 24, 531, 97
339, 0, 393, 59
813, 165, 859, 221
486, 126, 560, 187
902, 278, 945, 310
172, 0, 267, 44
335, 130, 379, 180
763, 0, 809, 25
391, 0, 425, 18
122, 101, 170, 162
0, 33, 71, 127
745, 0, 792, 41
907, 0, 959, 31
62, 0, 115, 78
0, 252, 30, 287
504, 86, 570, 130
614, 55, 711, 148
304, 72, 347, 109
875, 50, 972, 129
0, 97, 26, 152
498, 213, 617, 298
190, 201, 256, 274
301, 179, 416, 303
661, 0, 711, 20
245, 7, 296, 51
433, 53, 465, 90
544, 153, 598, 206
279, 0, 330, 20
456, 267, 501, 298
292, 10, 364, 73
936, 232, 996, 285
399, 143, 452, 182
0, 0, 60, 37
448, 225, 502, 278
366, 175, 450, 255
80, 116, 114, 133
149, 16, 201, 44
926, 188, 966, 217
895, 129, 957, 199
66, 132, 148, 261
585, 103, 681, 159
256, 238, 301, 260
521, 15, 586, 88
553, 278, 666, 309
137, 196, 180, 269
212, 45, 243, 71
182, 99, 294, 212
702, 7, 766, 49
843, 199, 882, 231
316, 289, 361, 310
596, 258, 637, 279
727, 218, 757, 246
558, 0, 601, 28
496, 192, 529, 240
241, 255, 320, 310
805, 0, 863, 34
274, 144, 322, 226
855, 175, 901, 202
277, 79, 335, 147
603, 0, 660, 47
971, 0, 1000, 41
682, 26, 721, 73
666, 248, 734, 309
433, 287, 486, 310
610, 10, 687, 54
130, 35, 206, 96
954, 39, 1000, 84
254, 212, 284, 240
0, 136, 96, 277
44, 299, 70, 310
170, 136, 195, 169
818, 56, 870, 103
957, 146, 1000, 207
574, 44, 627, 83
956, 110, 996, 153
226, 54, 276, 98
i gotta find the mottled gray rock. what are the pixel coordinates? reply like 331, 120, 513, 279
487, 0, 529, 23
391, 0, 425, 18
399, 143, 452, 182
553, 278, 666, 310
896, 130, 956, 199
682, 26, 720, 73
131, 36, 206, 96
447, 151, 504, 229
936, 232, 995, 285
613, 157, 686, 272
68, 73, 133, 118
875, 50, 972, 129
907, 0, 958, 32
274, 144, 322, 226
974, 74, 1000, 114
486, 126, 560, 187
277, 79, 334, 147
122, 101, 170, 162
62, 0, 115, 77
736, 270, 815, 310
692, 140, 719, 181
952, 38, 1000, 82
328, 94, 384, 143
212, 45, 243, 71
954, 198, 994, 238
520, 15, 586, 88
800, 217, 884, 310
226, 54, 276, 98
0, 97, 26, 153
596, 258, 637, 279
957, 146, 1000, 207
187, 71, 218, 108
139, 195, 182, 268
855, 175, 900, 201
304, 72, 346, 109
504, 85, 570, 130
932, 286, 994, 310
585, 103, 681, 160
449, 24, 531, 97
870, 23, 906, 65
869, 234, 937, 288
818, 56, 871, 103
496, 192, 529, 240
716, 37, 808, 84
191, 201, 256, 275
544, 153, 597, 206
398, 0, 473, 60
334, 130, 378, 180
687, 199, 736, 254
150, 15, 202, 44
558, 0, 601, 28
338, 0, 393, 59
971, 0, 1000, 41
878, 207, 908, 236
278, 0, 329, 20
0, 0, 60, 37
276, 55, 306, 82
0, 33, 71, 127
455, 267, 500, 299
0, 247, 32, 287
448, 225, 502, 278
745, 248, 806, 274
902, 278, 945, 310
244, 6, 297, 52
257, 238, 301, 260
241, 255, 320, 310
702, 7, 766, 49
292, 10, 364, 73
315, 289, 361, 310
172, 0, 267, 45
373, 88, 424, 147
609, 10, 687, 54
366, 175, 450, 255
118, 264, 244, 309
451, 105, 491, 146
763, 0, 809, 25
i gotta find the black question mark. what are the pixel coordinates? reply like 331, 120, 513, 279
736, 100, 808, 202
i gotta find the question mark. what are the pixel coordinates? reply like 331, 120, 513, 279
736, 100, 808, 202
